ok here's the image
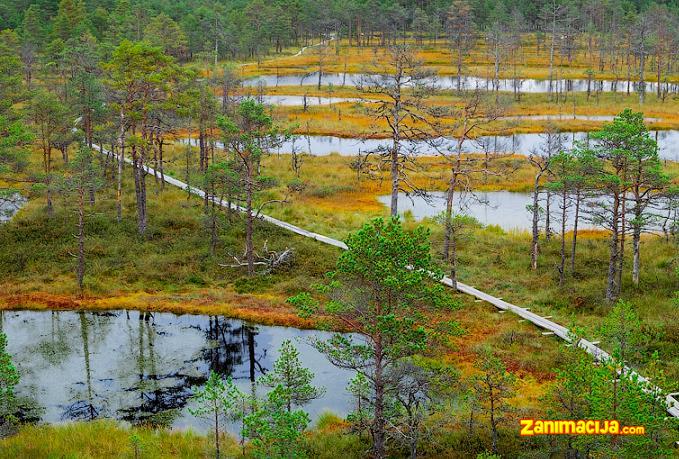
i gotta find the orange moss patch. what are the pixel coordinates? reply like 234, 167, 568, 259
0, 290, 319, 329
302, 190, 384, 213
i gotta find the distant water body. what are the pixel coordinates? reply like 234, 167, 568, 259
243, 72, 675, 94
179, 130, 679, 161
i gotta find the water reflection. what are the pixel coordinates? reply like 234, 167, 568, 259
379, 191, 539, 231
241, 94, 361, 106
243, 72, 675, 94
178, 130, 679, 161
0, 194, 25, 223
381, 191, 671, 232
3, 310, 353, 432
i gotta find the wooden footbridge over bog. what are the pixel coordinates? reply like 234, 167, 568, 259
94, 144, 679, 419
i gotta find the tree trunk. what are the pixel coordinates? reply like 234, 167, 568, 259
570, 189, 580, 273
42, 138, 53, 217
530, 175, 541, 270
632, 224, 641, 286
639, 46, 646, 104
389, 137, 399, 217
132, 145, 147, 236
617, 195, 626, 293
199, 128, 207, 172
490, 386, 498, 454
657, 52, 662, 99
456, 45, 463, 92
158, 139, 165, 191
545, 190, 552, 241
606, 193, 620, 302
632, 200, 642, 286
559, 189, 567, 285
77, 184, 85, 295
245, 160, 255, 275
548, 14, 556, 100
372, 337, 386, 459
117, 110, 125, 223
214, 403, 220, 459
443, 169, 455, 262
444, 133, 465, 288
389, 79, 402, 218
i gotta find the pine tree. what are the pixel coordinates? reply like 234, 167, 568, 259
243, 385, 310, 459
259, 339, 324, 412
189, 370, 244, 459
289, 217, 460, 458
0, 332, 19, 437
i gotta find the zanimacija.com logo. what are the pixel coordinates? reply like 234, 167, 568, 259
520, 419, 645, 436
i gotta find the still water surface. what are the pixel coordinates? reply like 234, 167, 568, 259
378, 191, 595, 232
4, 310, 353, 432
379, 191, 671, 232
179, 130, 679, 161
0, 194, 25, 223
243, 72, 675, 94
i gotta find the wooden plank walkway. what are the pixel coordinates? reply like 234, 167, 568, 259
94, 144, 679, 419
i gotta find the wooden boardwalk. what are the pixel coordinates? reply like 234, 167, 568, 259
94, 144, 679, 419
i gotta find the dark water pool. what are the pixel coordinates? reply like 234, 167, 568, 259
2, 310, 353, 432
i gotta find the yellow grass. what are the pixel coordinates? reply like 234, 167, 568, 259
0, 420, 238, 458
0, 289, 319, 329
238, 36, 679, 84
258, 93, 679, 138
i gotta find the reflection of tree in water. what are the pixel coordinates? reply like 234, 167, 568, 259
240, 324, 267, 382
61, 312, 106, 421
0, 311, 45, 423
204, 318, 262, 379
36, 312, 73, 366
118, 311, 178, 426
3, 311, 284, 429
200, 319, 268, 382
116, 315, 267, 427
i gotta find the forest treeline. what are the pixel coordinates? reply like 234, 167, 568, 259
2, 0, 679, 63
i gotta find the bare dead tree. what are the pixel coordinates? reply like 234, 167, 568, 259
632, 13, 652, 104
356, 45, 439, 217
539, 0, 569, 102
446, 0, 476, 93
221, 241, 294, 274
434, 89, 505, 288
528, 130, 564, 270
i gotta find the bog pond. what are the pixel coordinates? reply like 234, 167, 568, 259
4, 309, 353, 433
379, 191, 548, 231
0, 194, 26, 223
242, 72, 677, 94
379, 191, 672, 233
179, 130, 679, 161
